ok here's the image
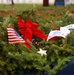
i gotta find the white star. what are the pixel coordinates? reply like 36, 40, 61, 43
37, 48, 47, 56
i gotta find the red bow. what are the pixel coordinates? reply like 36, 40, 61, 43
17, 17, 47, 49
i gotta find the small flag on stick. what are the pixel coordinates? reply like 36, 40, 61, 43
7, 27, 30, 49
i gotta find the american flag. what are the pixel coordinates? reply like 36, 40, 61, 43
7, 27, 26, 44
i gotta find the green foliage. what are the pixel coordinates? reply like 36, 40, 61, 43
0, 6, 74, 75
39, 37, 74, 74
0, 14, 50, 74
0, 43, 50, 75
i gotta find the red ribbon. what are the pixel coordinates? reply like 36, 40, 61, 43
17, 17, 47, 49
17, 17, 60, 49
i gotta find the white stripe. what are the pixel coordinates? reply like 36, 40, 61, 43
8, 36, 22, 38
8, 36, 18, 38
7, 31, 15, 33
8, 39, 25, 41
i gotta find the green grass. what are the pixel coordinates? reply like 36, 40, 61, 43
0, 4, 43, 11
0, 4, 74, 12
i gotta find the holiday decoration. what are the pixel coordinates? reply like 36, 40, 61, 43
7, 27, 30, 49
47, 25, 72, 41
60, 27, 71, 36
47, 30, 64, 41
17, 17, 47, 48
37, 48, 47, 56
1, 6, 74, 75
60, 24, 74, 30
